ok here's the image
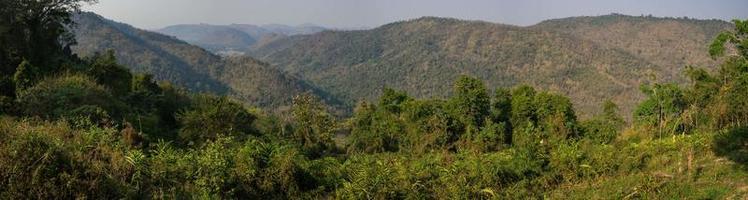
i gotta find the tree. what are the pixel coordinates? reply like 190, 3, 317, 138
378, 87, 410, 114
347, 101, 402, 153
1, 0, 98, 92
581, 100, 624, 144
177, 94, 256, 145
510, 85, 537, 130
533, 91, 579, 142
703, 19, 748, 127
16, 74, 122, 121
86, 50, 133, 96
448, 75, 490, 129
634, 83, 687, 136
491, 88, 513, 144
291, 93, 336, 157
12, 59, 39, 91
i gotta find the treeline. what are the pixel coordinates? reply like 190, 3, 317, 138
1, 0, 748, 199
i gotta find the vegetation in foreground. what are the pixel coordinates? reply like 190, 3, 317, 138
1, 0, 748, 199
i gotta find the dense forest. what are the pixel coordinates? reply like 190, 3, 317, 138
247, 15, 731, 118
1, 0, 748, 199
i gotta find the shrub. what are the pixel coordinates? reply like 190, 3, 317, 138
16, 74, 125, 120
176, 94, 256, 145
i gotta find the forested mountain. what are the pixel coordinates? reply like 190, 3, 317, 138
533, 14, 731, 80
72, 12, 335, 110
260, 23, 328, 36
156, 24, 257, 52
3, 0, 748, 198
249, 15, 731, 118
156, 23, 327, 54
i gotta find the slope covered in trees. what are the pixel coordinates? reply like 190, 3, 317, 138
249, 15, 731, 118
157, 24, 258, 52
533, 14, 732, 80
72, 12, 338, 110
2, 1, 748, 198
156, 23, 327, 54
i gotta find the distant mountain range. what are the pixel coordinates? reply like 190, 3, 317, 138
156, 23, 327, 54
71, 12, 342, 112
72, 12, 732, 117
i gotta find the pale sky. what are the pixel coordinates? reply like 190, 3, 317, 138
83, 0, 748, 29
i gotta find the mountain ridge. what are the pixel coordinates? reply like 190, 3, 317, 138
247, 14, 732, 118
72, 12, 341, 111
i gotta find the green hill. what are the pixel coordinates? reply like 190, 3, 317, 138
154, 23, 327, 55
157, 24, 257, 52
248, 15, 731, 118
533, 14, 731, 81
72, 12, 338, 110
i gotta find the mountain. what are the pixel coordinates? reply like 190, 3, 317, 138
156, 23, 327, 55
532, 14, 730, 81
156, 24, 257, 52
261, 23, 328, 36
248, 15, 732, 118
71, 12, 336, 111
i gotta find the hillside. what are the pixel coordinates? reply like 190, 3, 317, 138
156, 23, 327, 55
4, 1, 748, 199
156, 24, 257, 52
71, 12, 333, 110
72, 13, 228, 93
248, 15, 731, 118
533, 14, 732, 79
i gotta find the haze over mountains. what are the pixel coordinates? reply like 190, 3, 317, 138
156, 23, 327, 55
71, 12, 731, 117
72, 12, 342, 111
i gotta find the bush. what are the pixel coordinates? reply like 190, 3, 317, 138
176, 94, 256, 145
16, 74, 125, 120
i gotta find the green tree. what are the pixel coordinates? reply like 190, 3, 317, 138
510, 85, 537, 131
378, 87, 410, 114
291, 93, 336, 157
12, 59, 39, 91
704, 19, 748, 127
347, 101, 403, 153
1, 0, 97, 92
177, 94, 256, 145
491, 88, 513, 144
448, 75, 490, 130
634, 83, 686, 136
16, 74, 122, 121
534, 91, 579, 142
581, 100, 624, 144
86, 50, 133, 96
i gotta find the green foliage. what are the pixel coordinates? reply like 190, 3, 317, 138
510, 85, 537, 131
176, 94, 256, 145
291, 93, 337, 158
250, 15, 730, 120
4, 2, 748, 198
347, 101, 403, 153
85, 50, 133, 96
713, 126, 748, 168
378, 87, 410, 113
448, 75, 491, 130
581, 100, 625, 144
634, 83, 687, 137
12, 59, 41, 91
1, 0, 96, 95
533, 91, 579, 141
16, 74, 124, 121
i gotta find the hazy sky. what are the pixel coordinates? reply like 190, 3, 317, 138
84, 0, 748, 29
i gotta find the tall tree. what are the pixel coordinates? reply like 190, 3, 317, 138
448, 75, 490, 129
0, 0, 97, 97
291, 93, 336, 157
